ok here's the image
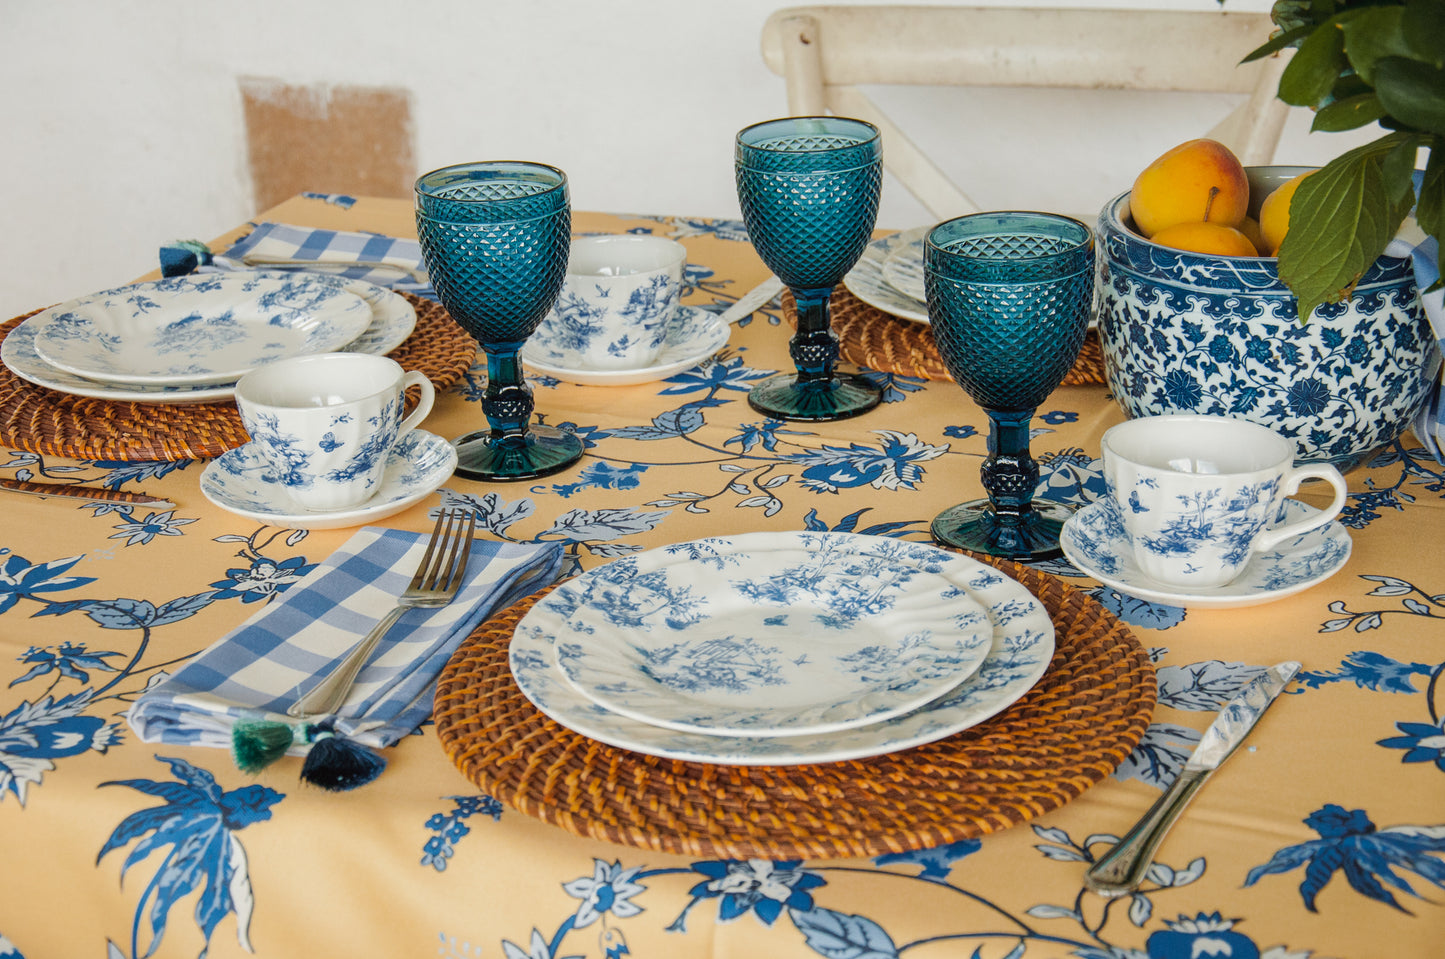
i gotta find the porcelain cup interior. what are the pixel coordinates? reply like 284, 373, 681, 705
234, 352, 436, 512
1100, 414, 1348, 589
553, 235, 687, 370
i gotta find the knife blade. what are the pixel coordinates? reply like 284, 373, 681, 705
718, 276, 784, 325
0, 477, 176, 509
1083, 660, 1301, 897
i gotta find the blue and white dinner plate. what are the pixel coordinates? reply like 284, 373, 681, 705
521, 304, 730, 386
843, 226, 931, 325
2, 276, 416, 405
546, 534, 995, 737
510, 532, 1056, 765
199, 429, 456, 530
30, 272, 374, 386
1060, 498, 1353, 609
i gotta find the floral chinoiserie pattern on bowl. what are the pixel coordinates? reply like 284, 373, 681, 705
28, 272, 374, 386
538, 532, 996, 737
1096, 178, 1436, 473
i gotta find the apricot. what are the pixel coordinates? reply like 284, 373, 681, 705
1259, 171, 1313, 256
1239, 216, 1265, 253
1150, 221, 1259, 257
1128, 139, 1250, 238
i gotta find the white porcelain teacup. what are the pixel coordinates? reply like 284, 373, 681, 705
551, 235, 687, 370
234, 353, 435, 512
1100, 414, 1349, 589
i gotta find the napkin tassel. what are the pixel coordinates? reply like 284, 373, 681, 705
300, 722, 386, 791
232, 719, 298, 773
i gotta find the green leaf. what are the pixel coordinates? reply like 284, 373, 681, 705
1312, 92, 1388, 130
1279, 20, 1349, 107
1374, 56, 1445, 135
1340, 7, 1410, 85
1242, 23, 1317, 63
1403, 0, 1445, 68
1276, 133, 1417, 321
1381, 133, 1424, 201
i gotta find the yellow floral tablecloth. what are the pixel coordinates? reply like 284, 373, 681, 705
0, 195, 1441, 959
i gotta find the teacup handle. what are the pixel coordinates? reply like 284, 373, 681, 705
1256, 464, 1348, 551
397, 371, 436, 438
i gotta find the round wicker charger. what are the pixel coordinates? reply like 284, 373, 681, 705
793, 287, 1107, 387
434, 558, 1155, 860
0, 293, 477, 462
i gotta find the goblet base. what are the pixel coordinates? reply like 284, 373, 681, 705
747, 372, 881, 422
452, 425, 584, 482
930, 498, 1075, 562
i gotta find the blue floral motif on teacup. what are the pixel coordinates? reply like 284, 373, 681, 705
1096, 183, 1435, 472
552, 271, 677, 368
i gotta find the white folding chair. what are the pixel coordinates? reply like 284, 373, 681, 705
760, 5, 1293, 220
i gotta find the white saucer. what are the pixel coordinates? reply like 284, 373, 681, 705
1060, 498, 1353, 609
521, 305, 730, 386
843, 226, 931, 325
200, 429, 457, 529
2, 277, 416, 405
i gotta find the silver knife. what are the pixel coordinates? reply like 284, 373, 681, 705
718, 275, 784, 325
1084, 660, 1302, 897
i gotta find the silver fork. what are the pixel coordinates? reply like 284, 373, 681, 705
287, 509, 476, 718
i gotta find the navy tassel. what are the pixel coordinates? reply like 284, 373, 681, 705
231, 720, 297, 774
299, 723, 386, 791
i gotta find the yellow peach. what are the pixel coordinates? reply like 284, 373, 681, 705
1259, 171, 1313, 256
1150, 221, 1260, 257
1128, 139, 1250, 237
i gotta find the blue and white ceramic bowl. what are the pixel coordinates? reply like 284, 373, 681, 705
1097, 166, 1435, 472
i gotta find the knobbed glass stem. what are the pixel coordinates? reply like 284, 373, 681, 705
789, 288, 840, 384
480, 346, 532, 442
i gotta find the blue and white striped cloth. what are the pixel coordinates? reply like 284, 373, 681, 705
207, 221, 437, 300
127, 527, 564, 752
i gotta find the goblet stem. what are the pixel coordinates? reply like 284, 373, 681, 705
747, 286, 881, 421
790, 288, 840, 384
451, 345, 583, 482
481, 346, 531, 441
931, 407, 1074, 561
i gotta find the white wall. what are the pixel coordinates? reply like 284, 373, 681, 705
0, 0, 1377, 321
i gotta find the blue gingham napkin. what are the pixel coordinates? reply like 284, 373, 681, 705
127, 527, 564, 752
203, 221, 437, 300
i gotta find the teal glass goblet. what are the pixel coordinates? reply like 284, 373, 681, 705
735, 116, 883, 421
925, 212, 1094, 560
414, 161, 583, 481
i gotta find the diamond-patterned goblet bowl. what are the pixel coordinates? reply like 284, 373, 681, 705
924, 212, 1095, 560
734, 116, 884, 422
413, 161, 583, 481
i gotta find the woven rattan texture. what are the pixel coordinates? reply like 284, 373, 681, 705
434, 559, 1155, 860
0, 293, 476, 462
789, 287, 1106, 386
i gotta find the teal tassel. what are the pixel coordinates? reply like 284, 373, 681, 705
299, 724, 386, 791
231, 720, 297, 774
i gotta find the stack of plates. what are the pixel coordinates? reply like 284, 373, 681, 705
509, 530, 1056, 765
1, 272, 417, 405
842, 226, 931, 324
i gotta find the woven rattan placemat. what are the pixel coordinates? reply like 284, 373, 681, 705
791, 287, 1106, 387
434, 558, 1154, 860
0, 293, 476, 462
